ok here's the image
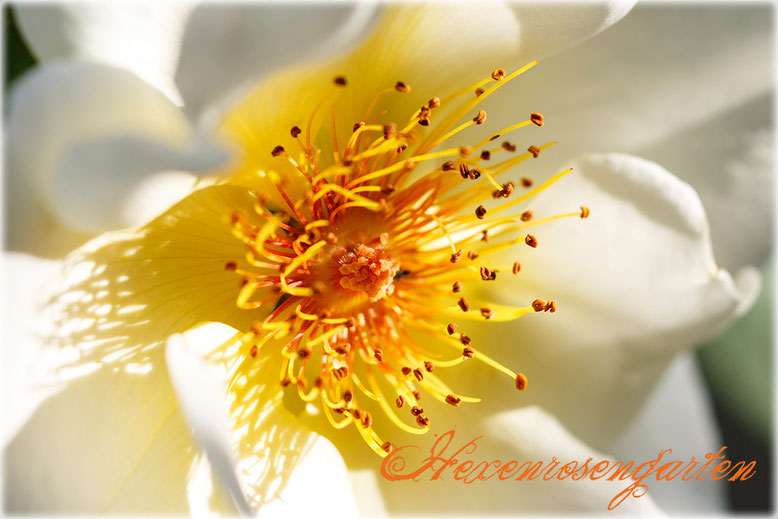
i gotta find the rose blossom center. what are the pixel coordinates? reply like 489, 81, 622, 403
336, 244, 400, 301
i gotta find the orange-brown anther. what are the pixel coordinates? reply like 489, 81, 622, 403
381, 442, 394, 453
532, 299, 547, 312
521, 177, 533, 188
468, 168, 481, 180
424, 361, 434, 373
525, 234, 538, 248
460, 333, 471, 346
480, 266, 496, 281
314, 378, 323, 389
528, 145, 541, 158
344, 390, 354, 403
334, 343, 351, 355
442, 161, 455, 171
475, 87, 485, 97
418, 117, 430, 127
411, 406, 423, 416
463, 347, 475, 358
224, 261, 238, 271
346, 317, 356, 329
297, 348, 310, 358
530, 112, 544, 126
545, 300, 557, 313
459, 146, 474, 157
412, 390, 422, 400
401, 367, 412, 376
447, 323, 458, 335
502, 141, 517, 152
353, 121, 366, 132
271, 145, 285, 157
475, 205, 487, 219
482, 230, 489, 242
480, 150, 491, 161
362, 412, 373, 428
480, 307, 494, 319
374, 348, 384, 362
458, 297, 471, 312
250, 345, 258, 358
416, 415, 430, 427
473, 109, 487, 125
383, 123, 397, 140
515, 373, 528, 391
580, 206, 590, 219
491, 68, 506, 80
512, 261, 521, 274
290, 126, 302, 138
281, 376, 292, 387
446, 394, 462, 406
394, 81, 411, 93
520, 210, 533, 222
396, 395, 405, 408
450, 250, 463, 263
428, 96, 441, 108
452, 281, 463, 293
459, 163, 470, 179
333, 75, 347, 86
413, 368, 424, 382
334, 366, 349, 379
467, 250, 479, 260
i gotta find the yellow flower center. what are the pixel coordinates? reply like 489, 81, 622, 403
219, 61, 589, 456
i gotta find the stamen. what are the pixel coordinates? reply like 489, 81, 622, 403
219, 60, 588, 459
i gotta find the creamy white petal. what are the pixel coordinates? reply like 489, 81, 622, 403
166, 324, 252, 515
167, 323, 358, 518
461, 153, 759, 444
605, 352, 726, 514
1, 252, 62, 444
483, 4, 773, 271
7, 61, 226, 242
175, 2, 381, 122
509, 0, 636, 61
15, 1, 193, 103
4, 358, 183, 512
636, 93, 774, 272
699, 259, 773, 444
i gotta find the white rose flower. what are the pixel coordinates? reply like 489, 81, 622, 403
3, 2, 770, 516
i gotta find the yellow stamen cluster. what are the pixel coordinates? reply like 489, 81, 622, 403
221, 61, 588, 456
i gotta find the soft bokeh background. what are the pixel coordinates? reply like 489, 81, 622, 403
3, 3, 773, 513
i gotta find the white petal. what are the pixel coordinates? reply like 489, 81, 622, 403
4, 359, 184, 512
1, 252, 62, 444
166, 323, 358, 517
15, 2, 193, 103
175, 2, 381, 121
492, 3, 773, 156
636, 93, 774, 271
605, 352, 726, 514
699, 259, 773, 444
466, 153, 759, 443
166, 323, 252, 515
7, 61, 226, 241
509, 0, 636, 61
483, 3, 772, 273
